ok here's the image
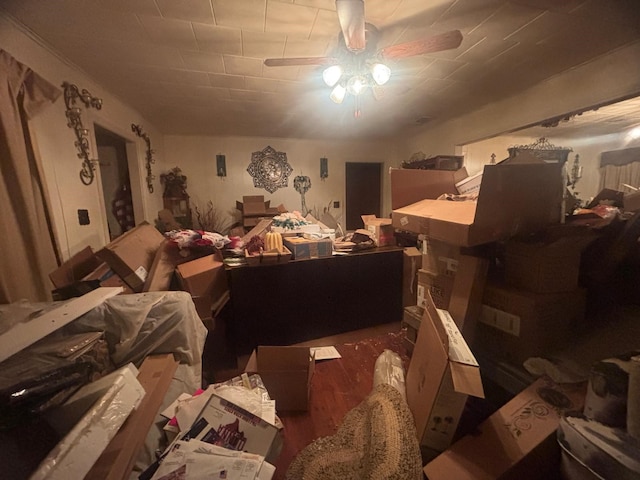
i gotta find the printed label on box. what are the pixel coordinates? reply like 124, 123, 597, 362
135, 265, 148, 282
436, 309, 478, 366
480, 305, 521, 336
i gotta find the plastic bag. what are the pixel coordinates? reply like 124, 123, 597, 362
372, 349, 406, 400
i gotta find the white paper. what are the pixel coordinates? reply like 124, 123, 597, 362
161, 393, 192, 419
310, 346, 342, 361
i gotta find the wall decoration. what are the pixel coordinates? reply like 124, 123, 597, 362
62, 81, 103, 185
131, 123, 155, 193
216, 154, 227, 177
508, 137, 572, 165
247, 145, 292, 194
320, 157, 328, 180
294, 175, 311, 215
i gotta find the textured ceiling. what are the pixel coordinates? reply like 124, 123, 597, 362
2, 0, 639, 140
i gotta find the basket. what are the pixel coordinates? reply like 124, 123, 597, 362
244, 247, 292, 266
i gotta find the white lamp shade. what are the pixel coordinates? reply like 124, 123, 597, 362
371, 63, 391, 85
323, 65, 343, 87
329, 84, 347, 104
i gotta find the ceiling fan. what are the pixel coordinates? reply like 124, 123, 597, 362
263, 0, 463, 114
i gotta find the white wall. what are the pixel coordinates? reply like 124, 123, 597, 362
0, 13, 166, 260
163, 135, 402, 229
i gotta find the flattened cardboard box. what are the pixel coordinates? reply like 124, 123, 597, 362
406, 292, 484, 458
392, 163, 562, 246
96, 222, 165, 292
245, 346, 315, 411
424, 377, 586, 480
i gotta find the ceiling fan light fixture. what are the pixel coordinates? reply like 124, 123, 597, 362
346, 75, 368, 96
371, 62, 391, 85
322, 65, 343, 87
330, 84, 347, 104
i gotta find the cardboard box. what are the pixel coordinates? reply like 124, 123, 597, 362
361, 215, 395, 246
189, 393, 280, 462
417, 269, 454, 310
283, 237, 332, 260
245, 246, 292, 266
406, 292, 484, 457
424, 376, 586, 480
455, 171, 483, 195
96, 222, 165, 292
391, 162, 563, 246
49, 246, 102, 289
390, 167, 468, 210
402, 305, 423, 345
236, 195, 269, 216
422, 238, 460, 277
402, 247, 422, 307
245, 346, 315, 411
176, 253, 229, 306
477, 283, 586, 363
504, 231, 597, 294
82, 262, 133, 294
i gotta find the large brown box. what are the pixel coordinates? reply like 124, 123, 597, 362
406, 292, 484, 458
392, 163, 562, 246
422, 238, 461, 277
424, 377, 586, 480
402, 247, 422, 307
390, 167, 468, 211
176, 253, 228, 306
245, 346, 315, 411
504, 231, 596, 293
417, 269, 454, 310
96, 222, 165, 292
49, 246, 102, 289
477, 282, 586, 363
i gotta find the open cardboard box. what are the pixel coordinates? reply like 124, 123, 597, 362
361, 214, 395, 246
392, 162, 563, 247
424, 376, 587, 480
245, 346, 315, 411
176, 252, 229, 308
406, 291, 484, 459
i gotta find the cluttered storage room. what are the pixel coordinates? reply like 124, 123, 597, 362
1, 1, 640, 479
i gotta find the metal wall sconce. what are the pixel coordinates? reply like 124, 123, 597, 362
216, 154, 227, 177
320, 157, 329, 180
131, 124, 155, 193
62, 81, 103, 185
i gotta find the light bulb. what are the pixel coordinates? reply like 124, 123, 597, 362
322, 65, 343, 87
371, 63, 391, 85
346, 75, 368, 96
329, 84, 346, 104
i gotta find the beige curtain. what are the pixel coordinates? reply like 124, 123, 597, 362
0, 50, 61, 303
599, 147, 640, 192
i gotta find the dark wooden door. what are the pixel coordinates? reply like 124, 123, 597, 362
345, 162, 382, 231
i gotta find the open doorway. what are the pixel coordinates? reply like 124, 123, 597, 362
345, 162, 382, 231
94, 125, 135, 240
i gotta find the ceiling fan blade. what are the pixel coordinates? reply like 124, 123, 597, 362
380, 30, 463, 59
264, 57, 338, 67
336, 0, 365, 52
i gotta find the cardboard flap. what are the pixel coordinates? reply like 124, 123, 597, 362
424, 292, 449, 354
390, 167, 468, 210
361, 214, 376, 224
450, 362, 484, 398
257, 346, 311, 371
473, 163, 563, 238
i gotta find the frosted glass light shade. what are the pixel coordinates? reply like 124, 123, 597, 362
371, 63, 391, 85
330, 84, 347, 104
322, 65, 343, 87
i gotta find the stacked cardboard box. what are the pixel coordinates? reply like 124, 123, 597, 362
236, 195, 280, 228
477, 229, 596, 364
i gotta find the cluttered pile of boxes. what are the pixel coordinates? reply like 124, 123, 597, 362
389, 153, 640, 477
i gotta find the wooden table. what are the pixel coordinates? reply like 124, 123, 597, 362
271, 331, 408, 479
226, 247, 404, 355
